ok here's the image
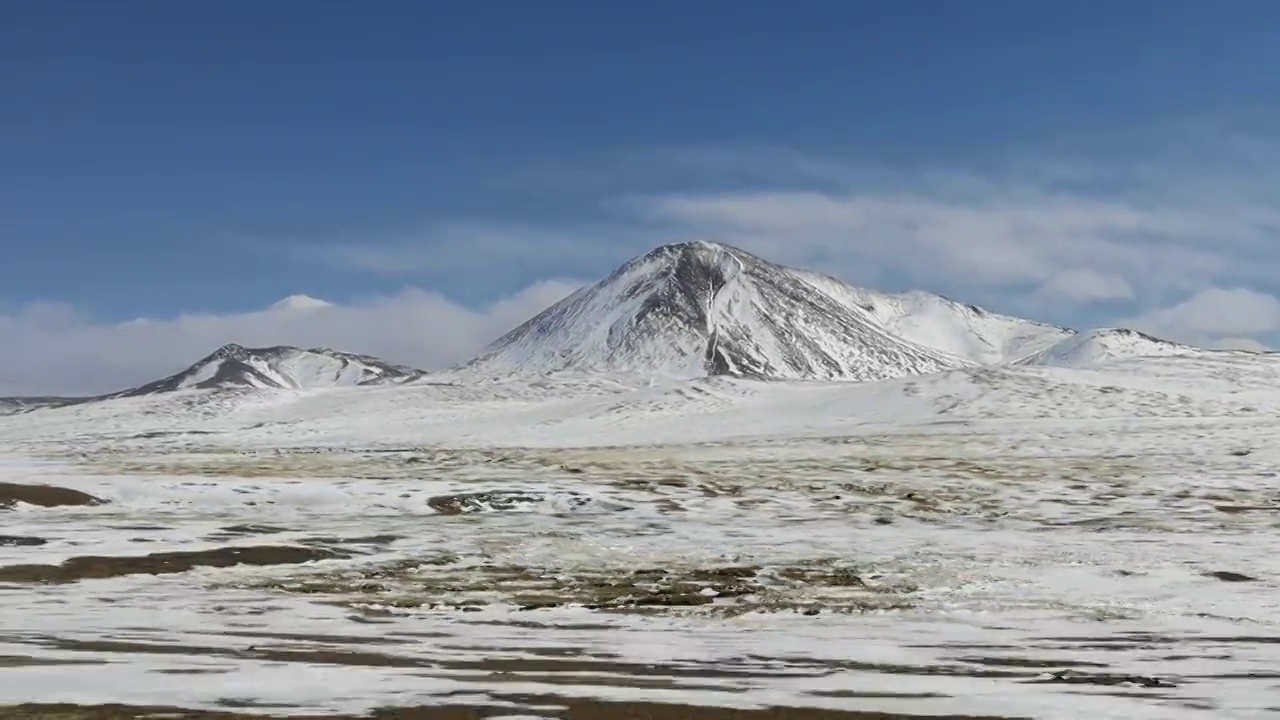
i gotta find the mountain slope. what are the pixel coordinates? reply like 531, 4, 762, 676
0, 397, 78, 416
464, 241, 997, 381
791, 274, 1073, 364
1016, 328, 1207, 368
116, 344, 425, 396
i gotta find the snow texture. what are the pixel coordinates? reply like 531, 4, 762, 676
2, 350, 1280, 718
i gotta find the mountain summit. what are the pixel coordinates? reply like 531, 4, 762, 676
463, 241, 1071, 380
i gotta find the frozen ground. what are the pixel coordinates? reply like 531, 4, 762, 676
2, 355, 1280, 719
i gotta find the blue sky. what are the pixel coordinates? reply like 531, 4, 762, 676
5, 1, 1280, 393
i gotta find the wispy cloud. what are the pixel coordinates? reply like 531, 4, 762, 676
644, 189, 1280, 296
242, 126, 1280, 352
16, 127, 1280, 397
311, 223, 628, 276
610, 132, 1280, 347
1033, 269, 1135, 304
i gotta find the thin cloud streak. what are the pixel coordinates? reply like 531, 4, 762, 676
646, 190, 1278, 289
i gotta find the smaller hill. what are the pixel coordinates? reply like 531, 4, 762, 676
0, 345, 426, 413
1017, 328, 1203, 368
117, 344, 425, 396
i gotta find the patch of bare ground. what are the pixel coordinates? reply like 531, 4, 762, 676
425, 490, 622, 515
0, 655, 104, 668
0, 482, 104, 509
0, 546, 345, 584
11, 634, 1074, 686
0, 698, 1024, 720
0, 536, 47, 547
26, 638, 832, 683
233, 557, 915, 616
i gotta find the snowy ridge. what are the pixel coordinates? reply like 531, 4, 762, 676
117, 344, 426, 396
791, 273, 1073, 364
1017, 328, 1211, 368
0, 397, 77, 416
463, 241, 973, 381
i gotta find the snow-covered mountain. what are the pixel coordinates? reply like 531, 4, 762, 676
269, 294, 334, 312
1017, 328, 1208, 368
4, 242, 1252, 408
116, 344, 425, 396
0, 345, 426, 412
461, 241, 1074, 381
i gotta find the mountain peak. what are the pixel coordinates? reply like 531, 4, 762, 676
650, 238, 735, 255
630, 239, 742, 267
271, 294, 333, 312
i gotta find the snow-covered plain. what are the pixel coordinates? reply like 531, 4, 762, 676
3, 350, 1280, 719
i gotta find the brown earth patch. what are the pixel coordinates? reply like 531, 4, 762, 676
236, 557, 914, 616
426, 490, 617, 515
0, 536, 48, 547
0, 545, 345, 584
0, 698, 1023, 720
0, 482, 105, 509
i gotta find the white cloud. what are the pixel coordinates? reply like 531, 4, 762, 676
258, 221, 646, 278
315, 224, 617, 274
1035, 269, 1135, 304
1121, 287, 1280, 347
646, 190, 1278, 296
1214, 337, 1273, 352
0, 280, 581, 396
300, 175, 1280, 349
